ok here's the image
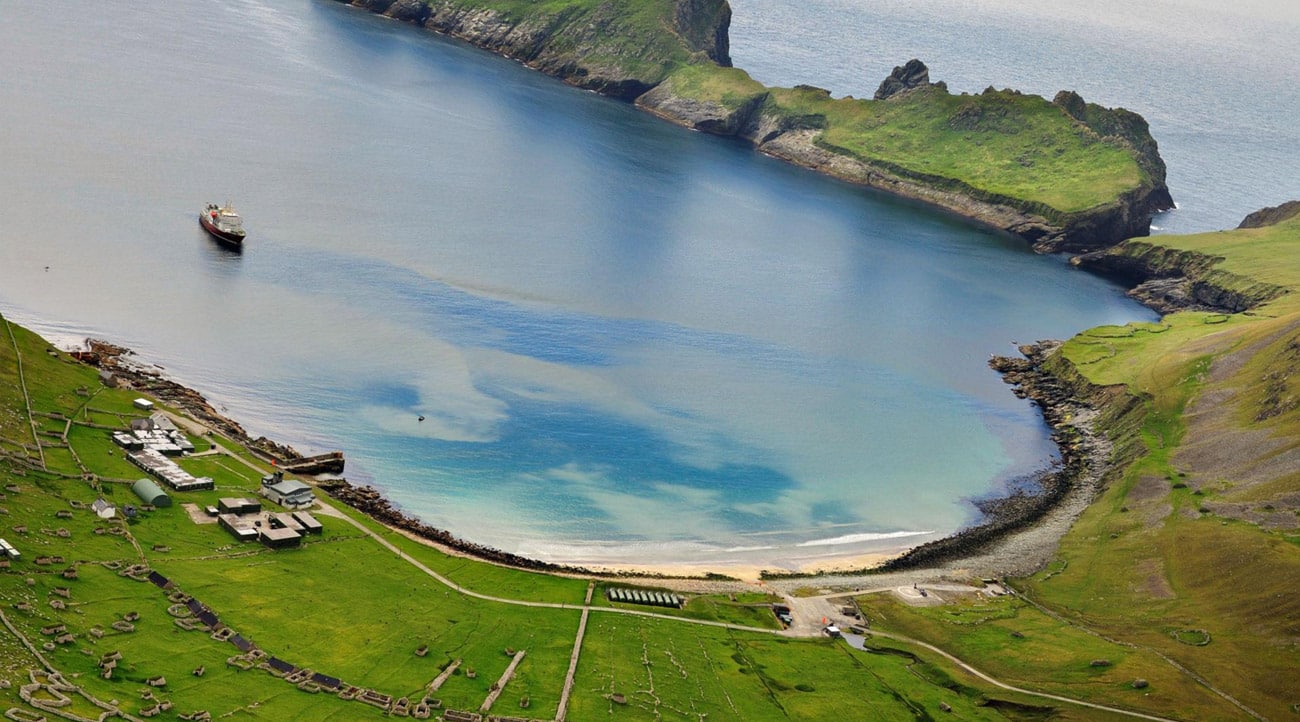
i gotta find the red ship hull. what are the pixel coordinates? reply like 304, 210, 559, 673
199, 210, 245, 247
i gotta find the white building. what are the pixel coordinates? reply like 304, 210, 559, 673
91, 499, 116, 519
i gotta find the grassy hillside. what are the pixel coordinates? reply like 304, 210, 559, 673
354, 0, 730, 95
856, 212, 1300, 720
356, 1, 1170, 248
774, 84, 1143, 215
1033, 215, 1300, 719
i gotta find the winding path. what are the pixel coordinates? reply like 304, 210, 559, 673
130, 405, 1199, 722
311, 504, 1191, 722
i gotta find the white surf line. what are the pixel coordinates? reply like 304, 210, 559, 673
182, 442, 1194, 722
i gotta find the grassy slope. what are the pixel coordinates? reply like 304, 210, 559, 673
428, 0, 711, 84
0, 315, 1051, 720
656, 63, 1146, 217
862, 216, 1300, 720
1031, 219, 1300, 720
853, 592, 1243, 720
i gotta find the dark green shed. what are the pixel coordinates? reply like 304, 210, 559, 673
131, 478, 171, 507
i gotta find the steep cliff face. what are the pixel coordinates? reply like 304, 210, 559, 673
1047, 90, 1175, 252
1074, 241, 1285, 313
671, 0, 731, 66
344, 0, 731, 99
1072, 203, 1298, 314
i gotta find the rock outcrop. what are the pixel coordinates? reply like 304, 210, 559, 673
638, 70, 1172, 251
874, 58, 945, 100
1044, 90, 1175, 252
672, 0, 731, 66
1238, 199, 1300, 229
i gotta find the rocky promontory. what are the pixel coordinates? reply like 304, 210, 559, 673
336, 1, 1172, 251
1072, 202, 1295, 314
637, 63, 1173, 252
878, 342, 1111, 572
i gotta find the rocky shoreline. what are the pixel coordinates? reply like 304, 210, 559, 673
305, 204, 1296, 582
68, 213, 1299, 587
638, 72, 1173, 253
71, 340, 307, 464
315, 479, 599, 575
1072, 202, 1296, 314
877, 342, 1105, 573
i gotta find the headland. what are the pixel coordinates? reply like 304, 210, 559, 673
339, 0, 1173, 251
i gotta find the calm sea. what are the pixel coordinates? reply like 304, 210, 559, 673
1, 0, 1289, 569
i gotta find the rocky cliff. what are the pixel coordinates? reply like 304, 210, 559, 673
343, 0, 730, 99
1072, 204, 1296, 314
1238, 199, 1300, 229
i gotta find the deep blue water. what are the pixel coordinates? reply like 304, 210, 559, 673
2, 0, 1278, 569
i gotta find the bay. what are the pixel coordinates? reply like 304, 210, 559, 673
0, 0, 1189, 569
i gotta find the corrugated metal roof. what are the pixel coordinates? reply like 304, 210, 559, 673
131, 478, 170, 506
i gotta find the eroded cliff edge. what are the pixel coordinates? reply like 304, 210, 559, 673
344, 0, 731, 99
1072, 200, 1298, 314
339, 0, 1172, 251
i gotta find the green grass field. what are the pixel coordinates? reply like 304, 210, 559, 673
421, 0, 725, 88
3, 312, 1087, 720
569, 613, 1014, 721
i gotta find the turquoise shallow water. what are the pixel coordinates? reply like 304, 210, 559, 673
2, 0, 1261, 569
